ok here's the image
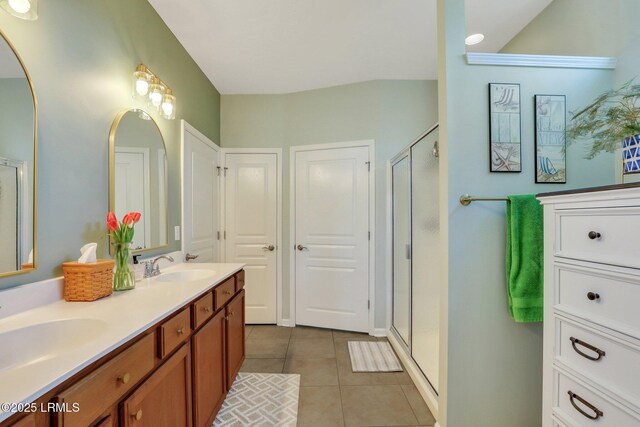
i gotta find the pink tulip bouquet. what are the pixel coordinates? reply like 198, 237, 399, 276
107, 211, 141, 291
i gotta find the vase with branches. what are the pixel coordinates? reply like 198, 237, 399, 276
568, 80, 640, 162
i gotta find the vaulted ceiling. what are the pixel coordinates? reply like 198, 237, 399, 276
149, 0, 551, 94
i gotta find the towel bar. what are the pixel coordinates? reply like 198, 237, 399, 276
459, 194, 509, 206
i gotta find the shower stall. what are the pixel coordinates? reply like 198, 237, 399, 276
388, 124, 440, 403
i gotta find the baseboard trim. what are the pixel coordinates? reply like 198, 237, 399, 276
434, 423, 442, 427
371, 327, 387, 337
278, 318, 295, 327
387, 331, 439, 422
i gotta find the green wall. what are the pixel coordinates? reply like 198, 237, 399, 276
0, 0, 220, 290
438, 0, 616, 425
501, 0, 637, 56
221, 79, 438, 327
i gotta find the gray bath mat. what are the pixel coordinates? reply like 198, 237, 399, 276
213, 373, 300, 426
348, 341, 403, 372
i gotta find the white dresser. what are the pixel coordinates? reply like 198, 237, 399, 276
539, 185, 640, 427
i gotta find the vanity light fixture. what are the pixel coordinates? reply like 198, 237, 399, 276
0, 0, 38, 20
465, 33, 485, 46
131, 64, 176, 120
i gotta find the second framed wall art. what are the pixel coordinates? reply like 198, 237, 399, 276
535, 94, 566, 183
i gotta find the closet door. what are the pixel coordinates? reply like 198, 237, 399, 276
391, 154, 411, 347
411, 129, 440, 393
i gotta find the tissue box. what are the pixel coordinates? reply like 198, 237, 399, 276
62, 259, 114, 302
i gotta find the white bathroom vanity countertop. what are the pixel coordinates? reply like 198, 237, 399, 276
0, 262, 244, 422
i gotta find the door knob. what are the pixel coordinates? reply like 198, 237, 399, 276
185, 253, 199, 261
262, 245, 275, 251
296, 244, 308, 251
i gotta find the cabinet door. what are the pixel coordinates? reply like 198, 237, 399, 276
226, 290, 245, 389
193, 310, 226, 427
121, 344, 192, 427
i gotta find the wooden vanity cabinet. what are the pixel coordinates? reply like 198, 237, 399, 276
1, 270, 245, 427
192, 309, 226, 427
120, 344, 192, 427
225, 290, 245, 389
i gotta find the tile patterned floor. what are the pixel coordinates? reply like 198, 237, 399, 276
241, 325, 436, 427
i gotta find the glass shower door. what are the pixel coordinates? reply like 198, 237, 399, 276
392, 154, 411, 347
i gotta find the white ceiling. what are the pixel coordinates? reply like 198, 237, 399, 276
149, 0, 551, 94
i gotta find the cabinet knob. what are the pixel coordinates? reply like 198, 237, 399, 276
229, 311, 234, 317
118, 372, 131, 384
587, 292, 600, 301
204, 306, 212, 313
132, 410, 143, 421
224, 290, 232, 295
588, 231, 601, 240
177, 327, 185, 335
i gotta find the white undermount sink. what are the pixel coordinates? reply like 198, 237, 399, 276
155, 269, 214, 283
0, 318, 107, 372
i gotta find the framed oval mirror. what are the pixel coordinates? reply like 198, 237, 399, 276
108, 109, 168, 254
0, 29, 37, 278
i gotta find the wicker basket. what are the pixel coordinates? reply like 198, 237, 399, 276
62, 259, 114, 302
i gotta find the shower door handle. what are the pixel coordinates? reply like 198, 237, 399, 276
406, 244, 411, 260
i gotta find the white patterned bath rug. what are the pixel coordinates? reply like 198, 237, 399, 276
348, 341, 403, 372
213, 373, 300, 427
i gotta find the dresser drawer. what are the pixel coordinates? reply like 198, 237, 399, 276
214, 277, 236, 311
556, 207, 640, 269
556, 265, 640, 338
55, 332, 155, 426
235, 270, 245, 292
556, 318, 640, 407
553, 369, 640, 426
159, 307, 191, 358
192, 292, 214, 329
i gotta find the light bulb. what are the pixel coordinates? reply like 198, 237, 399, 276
161, 101, 173, 117
150, 91, 162, 107
135, 79, 149, 96
8, 0, 30, 13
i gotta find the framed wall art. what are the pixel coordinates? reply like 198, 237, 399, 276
489, 83, 521, 172
535, 94, 566, 183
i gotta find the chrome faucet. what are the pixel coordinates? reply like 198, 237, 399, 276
144, 255, 174, 278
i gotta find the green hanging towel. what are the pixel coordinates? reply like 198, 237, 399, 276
506, 194, 543, 322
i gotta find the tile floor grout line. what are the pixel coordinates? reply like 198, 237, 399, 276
399, 383, 423, 426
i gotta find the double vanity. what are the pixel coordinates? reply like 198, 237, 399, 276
0, 262, 246, 427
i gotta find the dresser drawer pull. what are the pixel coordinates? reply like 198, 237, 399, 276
132, 409, 143, 421
587, 231, 602, 240
177, 327, 185, 335
568, 391, 603, 420
587, 292, 600, 301
223, 290, 232, 295
570, 337, 606, 361
204, 306, 212, 313
117, 372, 131, 384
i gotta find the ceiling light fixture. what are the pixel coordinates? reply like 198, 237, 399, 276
0, 0, 38, 20
465, 33, 485, 46
131, 64, 176, 120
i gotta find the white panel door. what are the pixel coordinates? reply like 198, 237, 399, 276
225, 153, 278, 324
295, 146, 370, 332
183, 127, 219, 262
114, 150, 150, 250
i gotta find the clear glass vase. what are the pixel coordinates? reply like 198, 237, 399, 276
113, 242, 135, 291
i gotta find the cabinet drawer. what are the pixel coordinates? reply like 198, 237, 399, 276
192, 292, 214, 330
556, 318, 640, 407
553, 369, 640, 426
556, 207, 640, 269
55, 332, 155, 426
235, 270, 245, 292
556, 265, 640, 339
159, 307, 191, 358
214, 277, 235, 311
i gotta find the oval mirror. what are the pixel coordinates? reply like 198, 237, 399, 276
109, 109, 168, 253
0, 30, 37, 277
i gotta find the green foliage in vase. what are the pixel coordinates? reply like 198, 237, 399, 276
568, 80, 640, 159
